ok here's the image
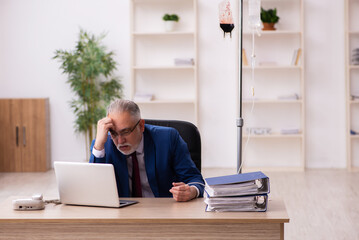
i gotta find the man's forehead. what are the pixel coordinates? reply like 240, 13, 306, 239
108, 111, 135, 129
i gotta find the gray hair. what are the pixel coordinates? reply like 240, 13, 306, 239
107, 99, 141, 120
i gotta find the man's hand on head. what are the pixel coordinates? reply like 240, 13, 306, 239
169, 182, 197, 202
94, 117, 114, 151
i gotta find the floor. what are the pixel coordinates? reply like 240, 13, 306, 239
1, 168, 359, 239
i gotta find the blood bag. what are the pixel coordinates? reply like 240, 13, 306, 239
219, 0, 235, 38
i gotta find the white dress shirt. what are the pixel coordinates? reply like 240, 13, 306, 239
92, 137, 154, 197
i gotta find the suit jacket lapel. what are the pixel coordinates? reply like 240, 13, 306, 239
144, 128, 159, 197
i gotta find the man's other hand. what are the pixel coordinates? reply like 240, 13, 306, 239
169, 182, 197, 202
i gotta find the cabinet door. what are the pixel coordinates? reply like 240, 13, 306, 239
21, 99, 49, 172
0, 99, 22, 172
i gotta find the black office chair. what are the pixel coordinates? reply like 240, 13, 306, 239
144, 119, 201, 171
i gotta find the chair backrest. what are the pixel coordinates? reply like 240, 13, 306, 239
144, 119, 201, 171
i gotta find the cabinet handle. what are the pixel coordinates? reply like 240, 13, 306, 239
23, 127, 26, 147
16, 126, 19, 146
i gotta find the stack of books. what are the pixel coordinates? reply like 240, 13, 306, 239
204, 171, 270, 212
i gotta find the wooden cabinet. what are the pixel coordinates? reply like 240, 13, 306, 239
0, 99, 50, 172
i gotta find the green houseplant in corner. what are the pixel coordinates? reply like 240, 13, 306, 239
260, 7, 280, 30
53, 30, 123, 160
162, 13, 180, 32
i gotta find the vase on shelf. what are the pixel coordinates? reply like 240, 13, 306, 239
262, 22, 276, 31
164, 21, 176, 32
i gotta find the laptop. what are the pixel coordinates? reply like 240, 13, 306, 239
54, 161, 138, 208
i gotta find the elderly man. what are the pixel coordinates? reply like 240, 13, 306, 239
90, 99, 204, 202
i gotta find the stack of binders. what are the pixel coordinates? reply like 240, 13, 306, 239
204, 171, 270, 212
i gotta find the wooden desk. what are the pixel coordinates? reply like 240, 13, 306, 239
0, 197, 289, 240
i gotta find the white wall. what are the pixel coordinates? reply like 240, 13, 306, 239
0, 0, 131, 163
0, 0, 347, 168
303, 0, 346, 168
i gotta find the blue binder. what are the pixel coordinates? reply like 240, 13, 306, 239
205, 171, 270, 197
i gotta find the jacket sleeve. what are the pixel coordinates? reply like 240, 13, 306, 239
170, 129, 205, 197
89, 139, 106, 163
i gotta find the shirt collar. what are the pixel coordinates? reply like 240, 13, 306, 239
136, 134, 144, 154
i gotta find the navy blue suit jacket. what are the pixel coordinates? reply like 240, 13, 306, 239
89, 124, 204, 197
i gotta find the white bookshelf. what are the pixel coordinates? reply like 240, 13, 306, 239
346, 0, 359, 170
130, 0, 198, 124
243, 99, 303, 104
241, 0, 304, 170
243, 65, 302, 70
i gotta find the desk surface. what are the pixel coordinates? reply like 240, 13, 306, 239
0, 197, 289, 224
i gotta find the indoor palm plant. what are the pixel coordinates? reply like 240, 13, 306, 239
260, 8, 280, 30
53, 30, 123, 159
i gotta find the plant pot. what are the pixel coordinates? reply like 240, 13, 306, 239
164, 21, 176, 32
262, 22, 276, 31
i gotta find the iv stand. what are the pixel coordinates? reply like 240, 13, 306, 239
236, 0, 244, 174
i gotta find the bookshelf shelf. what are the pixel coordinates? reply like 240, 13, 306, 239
133, 31, 194, 36
136, 99, 195, 104
243, 65, 302, 70
243, 134, 303, 139
242, 0, 304, 170
349, 65, 359, 69
133, 66, 195, 70
244, 30, 301, 36
243, 99, 303, 104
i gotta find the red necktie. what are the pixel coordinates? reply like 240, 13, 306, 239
131, 152, 142, 197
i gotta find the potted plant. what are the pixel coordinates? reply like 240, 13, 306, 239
53, 30, 123, 160
162, 14, 180, 32
260, 8, 280, 30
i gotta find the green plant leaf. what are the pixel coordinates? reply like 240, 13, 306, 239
260, 8, 280, 23
162, 13, 179, 22
53, 29, 124, 158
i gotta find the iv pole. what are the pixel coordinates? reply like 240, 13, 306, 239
236, 0, 244, 174
219, 0, 245, 174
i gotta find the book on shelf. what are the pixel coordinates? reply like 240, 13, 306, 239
242, 49, 248, 66
280, 128, 300, 135
291, 48, 302, 66
246, 127, 271, 135
352, 49, 359, 65
174, 58, 194, 66
277, 93, 299, 100
204, 171, 270, 212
